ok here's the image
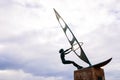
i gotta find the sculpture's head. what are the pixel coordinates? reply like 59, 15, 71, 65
59, 49, 64, 53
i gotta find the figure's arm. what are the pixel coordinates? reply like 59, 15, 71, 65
64, 48, 72, 55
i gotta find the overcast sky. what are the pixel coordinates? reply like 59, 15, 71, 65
0, 0, 120, 80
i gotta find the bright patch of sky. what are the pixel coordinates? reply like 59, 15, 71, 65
0, 0, 120, 80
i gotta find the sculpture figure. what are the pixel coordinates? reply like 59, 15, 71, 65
59, 48, 83, 69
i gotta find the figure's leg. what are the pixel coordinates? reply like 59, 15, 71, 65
72, 62, 83, 69
65, 60, 83, 69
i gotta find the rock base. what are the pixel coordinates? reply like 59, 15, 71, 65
74, 67, 105, 80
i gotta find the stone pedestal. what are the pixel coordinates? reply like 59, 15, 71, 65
74, 67, 105, 80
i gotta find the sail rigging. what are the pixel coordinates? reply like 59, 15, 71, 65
54, 9, 91, 66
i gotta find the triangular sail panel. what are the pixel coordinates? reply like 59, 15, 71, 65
54, 9, 91, 66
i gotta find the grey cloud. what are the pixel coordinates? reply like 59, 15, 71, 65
0, 0, 43, 9
0, 53, 23, 69
0, 30, 40, 44
0, 29, 65, 74
0, 69, 64, 80
24, 2, 43, 9
0, 0, 14, 7
105, 71, 120, 80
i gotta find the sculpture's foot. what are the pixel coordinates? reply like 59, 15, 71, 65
77, 66, 83, 69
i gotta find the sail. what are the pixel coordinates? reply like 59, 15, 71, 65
54, 9, 91, 66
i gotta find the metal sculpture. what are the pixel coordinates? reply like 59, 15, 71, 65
54, 9, 112, 69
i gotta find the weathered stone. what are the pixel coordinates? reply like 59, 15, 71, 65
74, 67, 105, 80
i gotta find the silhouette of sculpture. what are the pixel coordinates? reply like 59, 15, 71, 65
54, 8, 112, 80
59, 48, 83, 69
54, 8, 112, 70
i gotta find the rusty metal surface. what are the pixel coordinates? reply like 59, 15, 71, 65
74, 67, 105, 80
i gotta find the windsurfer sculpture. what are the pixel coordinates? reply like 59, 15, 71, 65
54, 8, 112, 72
59, 48, 83, 69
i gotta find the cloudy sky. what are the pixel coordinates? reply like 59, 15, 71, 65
0, 0, 120, 80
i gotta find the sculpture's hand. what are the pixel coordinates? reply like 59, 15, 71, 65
64, 48, 72, 54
